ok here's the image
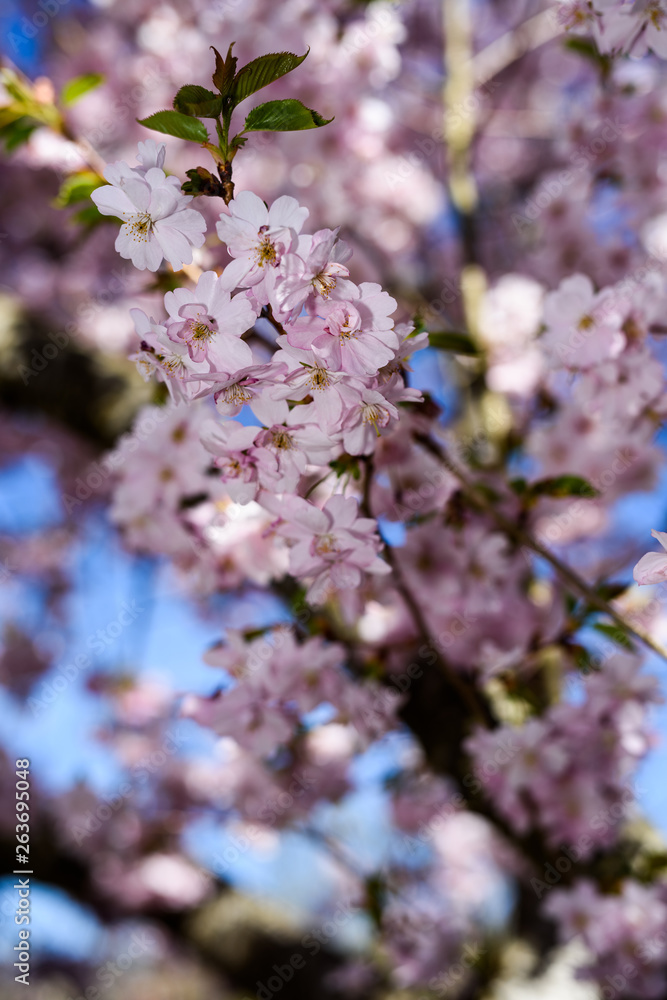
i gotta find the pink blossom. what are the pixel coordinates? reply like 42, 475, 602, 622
250, 395, 337, 494
633, 529, 667, 584
260, 492, 391, 602
185, 362, 288, 416
285, 283, 399, 376
129, 307, 210, 403
540, 273, 627, 369
270, 350, 360, 431
163, 270, 256, 368
91, 164, 206, 271
216, 190, 308, 298
200, 419, 260, 503
274, 228, 355, 318
339, 385, 401, 455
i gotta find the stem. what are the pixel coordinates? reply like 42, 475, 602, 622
362, 457, 494, 728
472, 10, 563, 89
414, 432, 667, 666
215, 116, 226, 156
263, 303, 288, 337
382, 541, 494, 726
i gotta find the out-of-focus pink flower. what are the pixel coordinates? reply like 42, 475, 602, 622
261, 492, 391, 602
633, 529, 667, 584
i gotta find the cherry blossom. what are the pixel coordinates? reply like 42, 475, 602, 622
634, 529, 667, 584
163, 269, 256, 368
274, 228, 355, 318
91, 161, 207, 271
216, 190, 309, 299
261, 493, 391, 602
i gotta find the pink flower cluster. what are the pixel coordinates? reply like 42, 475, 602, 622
182, 627, 401, 758
466, 655, 660, 852
546, 879, 667, 997
93, 144, 426, 602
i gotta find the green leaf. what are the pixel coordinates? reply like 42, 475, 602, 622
592, 622, 636, 652
229, 134, 248, 151
72, 204, 105, 227
0, 115, 39, 151
173, 84, 222, 118
54, 171, 104, 208
60, 73, 104, 106
0, 103, 30, 130
137, 110, 209, 143
243, 98, 333, 132
212, 43, 237, 97
329, 455, 361, 480
428, 330, 476, 354
568, 643, 596, 675
232, 50, 309, 104
531, 475, 599, 499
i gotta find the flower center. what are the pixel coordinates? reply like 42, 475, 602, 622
577, 314, 595, 330
129, 212, 154, 242
155, 353, 186, 377
271, 429, 294, 450
219, 382, 254, 405
309, 367, 332, 391
313, 270, 337, 298
362, 403, 390, 433
314, 532, 339, 556
190, 318, 215, 343
339, 317, 357, 340
254, 234, 278, 268
649, 2, 665, 28
557, 1, 592, 29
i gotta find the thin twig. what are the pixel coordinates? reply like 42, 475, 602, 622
415, 432, 667, 666
473, 9, 563, 89
361, 456, 494, 727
